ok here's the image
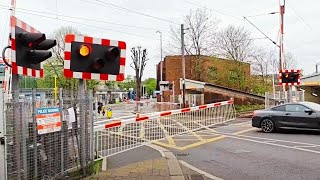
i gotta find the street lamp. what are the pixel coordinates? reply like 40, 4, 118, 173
156, 31, 163, 82
156, 30, 163, 102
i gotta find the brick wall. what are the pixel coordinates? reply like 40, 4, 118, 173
157, 55, 251, 98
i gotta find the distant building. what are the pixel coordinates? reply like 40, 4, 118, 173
156, 55, 262, 105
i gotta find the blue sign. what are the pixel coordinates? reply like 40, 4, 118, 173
36, 107, 60, 115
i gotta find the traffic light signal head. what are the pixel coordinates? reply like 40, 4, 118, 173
64, 34, 126, 81
279, 69, 301, 86
11, 16, 56, 77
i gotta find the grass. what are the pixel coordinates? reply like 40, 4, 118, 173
235, 104, 265, 114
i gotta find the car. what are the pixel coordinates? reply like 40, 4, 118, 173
252, 101, 320, 133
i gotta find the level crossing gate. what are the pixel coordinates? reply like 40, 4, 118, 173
93, 100, 235, 158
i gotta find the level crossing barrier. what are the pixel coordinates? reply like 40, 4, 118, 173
93, 100, 235, 158
96, 100, 180, 120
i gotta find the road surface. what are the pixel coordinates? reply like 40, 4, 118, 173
156, 118, 320, 180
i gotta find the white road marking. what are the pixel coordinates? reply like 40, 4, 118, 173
179, 160, 224, 180
200, 130, 320, 154
200, 129, 320, 147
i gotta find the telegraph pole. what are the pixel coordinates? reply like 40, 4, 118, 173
181, 24, 186, 108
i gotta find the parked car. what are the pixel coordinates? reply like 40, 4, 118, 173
252, 101, 320, 133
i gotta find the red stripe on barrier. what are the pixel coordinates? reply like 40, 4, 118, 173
84, 36, 93, 43
160, 112, 172, 116
65, 34, 75, 43
64, 51, 71, 60
11, 16, 17, 27
227, 100, 234, 104
182, 108, 191, 113
120, 57, 126, 65
11, 39, 16, 50
136, 116, 149, 122
116, 74, 124, 81
82, 72, 91, 79
214, 102, 221, 106
199, 105, 207, 109
12, 62, 17, 74
31, 69, 36, 77
40, 69, 44, 77
118, 41, 126, 49
100, 74, 108, 80
101, 39, 110, 46
105, 121, 121, 128
21, 22, 26, 30
64, 69, 73, 78
23, 67, 27, 75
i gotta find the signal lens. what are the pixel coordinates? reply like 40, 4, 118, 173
93, 58, 105, 70
79, 44, 91, 57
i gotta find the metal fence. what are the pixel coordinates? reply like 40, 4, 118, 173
3, 88, 94, 180
93, 100, 235, 158
265, 91, 305, 109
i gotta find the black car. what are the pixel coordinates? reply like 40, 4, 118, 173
252, 102, 320, 133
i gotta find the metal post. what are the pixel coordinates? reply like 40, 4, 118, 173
280, 0, 286, 93
54, 75, 57, 104
78, 80, 86, 175
59, 88, 64, 176
181, 24, 186, 108
32, 88, 38, 178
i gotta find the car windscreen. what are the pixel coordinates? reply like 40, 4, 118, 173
301, 102, 320, 111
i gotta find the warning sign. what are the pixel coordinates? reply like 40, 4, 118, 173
36, 107, 61, 134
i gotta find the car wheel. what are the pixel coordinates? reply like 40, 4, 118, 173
261, 118, 275, 133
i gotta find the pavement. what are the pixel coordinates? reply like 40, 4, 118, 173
87, 145, 212, 180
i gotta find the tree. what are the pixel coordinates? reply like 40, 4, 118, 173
130, 47, 148, 101
214, 25, 254, 90
214, 25, 254, 62
167, 8, 220, 81
144, 78, 156, 95
252, 49, 276, 84
284, 52, 297, 70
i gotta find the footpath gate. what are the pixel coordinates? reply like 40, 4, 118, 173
93, 100, 235, 158
2, 89, 94, 180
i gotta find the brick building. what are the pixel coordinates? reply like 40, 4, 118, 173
156, 55, 261, 105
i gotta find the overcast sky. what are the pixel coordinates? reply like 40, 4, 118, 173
1, 0, 319, 79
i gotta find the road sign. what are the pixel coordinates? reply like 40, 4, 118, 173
36, 107, 61, 134
63, 34, 126, 81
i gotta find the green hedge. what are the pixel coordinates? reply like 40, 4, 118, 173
235, 104, 265, 114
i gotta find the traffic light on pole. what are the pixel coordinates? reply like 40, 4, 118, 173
11, 16, 56, 77
63, 34, 126, 81
279, 69, 301, 85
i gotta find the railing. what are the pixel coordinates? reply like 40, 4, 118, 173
93, 100, 235, 158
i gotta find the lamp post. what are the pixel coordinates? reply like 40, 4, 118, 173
156, 30, 163, 102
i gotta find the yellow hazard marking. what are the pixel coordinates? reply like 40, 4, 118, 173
152, 126, 255, 150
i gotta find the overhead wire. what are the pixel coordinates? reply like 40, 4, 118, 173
0, 6, 159, 40
80, 0, 180, 25
184, 0, 243, 20
243, 16, 279, 47
286, 0, 320, 41
0, 4, 161, 31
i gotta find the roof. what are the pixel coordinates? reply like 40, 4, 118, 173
163, 55, 250, 65
301, 72, 320, 80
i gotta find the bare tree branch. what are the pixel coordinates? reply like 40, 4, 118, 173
131, 46, 148, 100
